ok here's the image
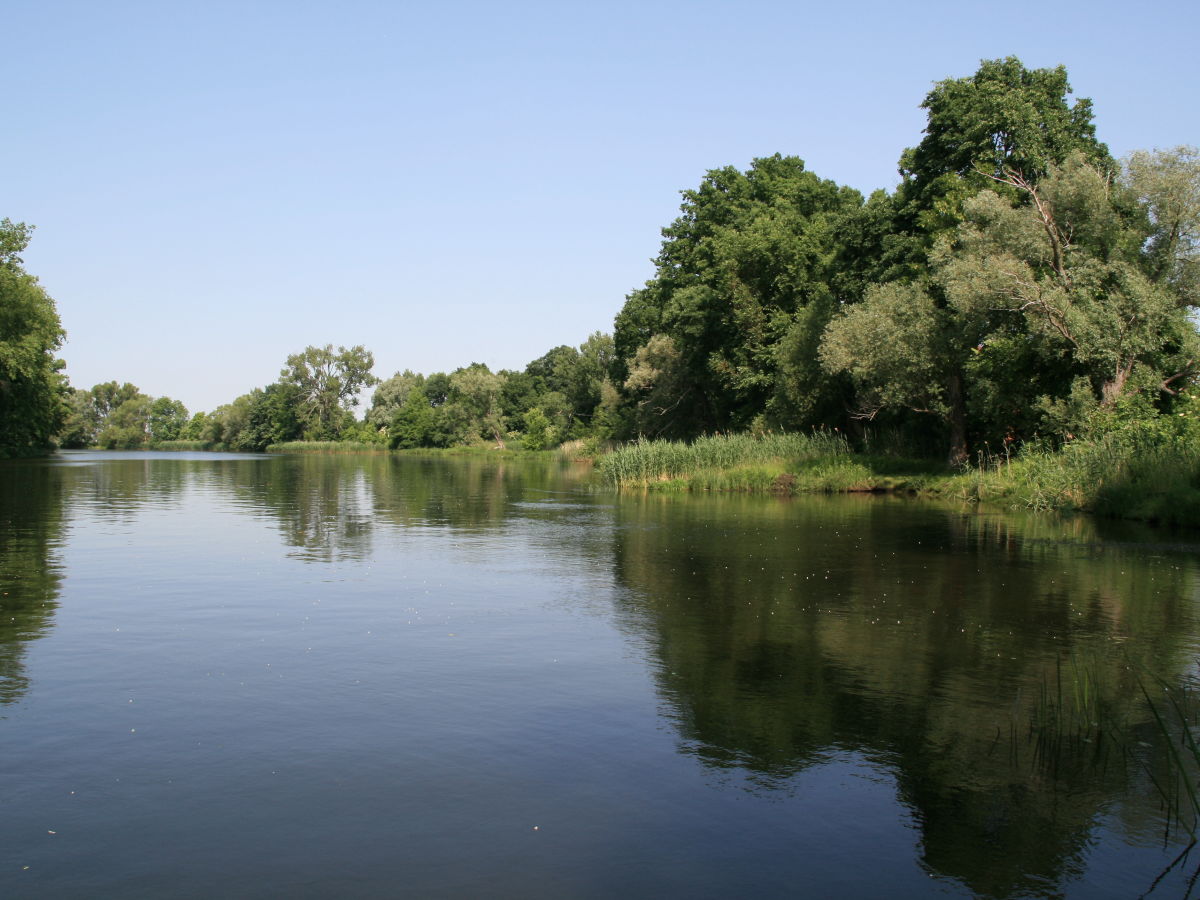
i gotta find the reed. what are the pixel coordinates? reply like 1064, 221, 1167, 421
151, 440, 218, 451
596, 430, 851, 488
956, 425, 1200, 524
265, 440, 389, 454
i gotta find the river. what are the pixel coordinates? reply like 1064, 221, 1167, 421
2, 450, 1199, 898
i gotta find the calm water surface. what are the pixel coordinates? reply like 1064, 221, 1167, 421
3, 451, 1200, 898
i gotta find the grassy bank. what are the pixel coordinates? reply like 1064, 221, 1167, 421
265, 440, 390, 454
596, 426, 1200, 526
151, 440, 223, 451
596, 431, 948, 493
264, 440, 557, 459
955, 427, 1200, 526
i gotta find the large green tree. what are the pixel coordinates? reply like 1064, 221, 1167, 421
367, 369, 425, 434
821, 151, 1200, 463
612, 155, 864, 435
885, 56, 1113, 280
148, 396, 189, 443
58, 381, 144, 449
0, 220, 67, 456
280, 344, 379, 439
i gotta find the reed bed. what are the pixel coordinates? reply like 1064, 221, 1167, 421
152, 440, 218, 451
596, 431, 851, 488
955, 425, 1200, 525
265, 440, 389, 454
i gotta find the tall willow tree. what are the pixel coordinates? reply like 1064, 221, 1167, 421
822, 151, 1200, 463
0, 220, 66, 456
886, 56, 1113, 278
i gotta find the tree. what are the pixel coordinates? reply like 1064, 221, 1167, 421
0, 219, 67, 456
181, 411, 209, 441
902, 57, 1110, 190
521, 407, 557, 450
446, 363, 506, 445
279, 344, 379, 439
1123, 146, 1200, 306
388, 386, 436, 449
148, 396, 189, 443
884, 57, 1113, 281
612, 155, 864, 435
819, 283, 973, 463
821, 151, 1200, 463
623, 334, 692, 439
367, 369, 425, 433
940, 154, 1198, 412
57, 381, 145, 449
98, 393, 152, 449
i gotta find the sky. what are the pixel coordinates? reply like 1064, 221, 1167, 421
5, 0, 1198, 414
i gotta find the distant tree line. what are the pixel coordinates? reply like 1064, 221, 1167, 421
4, 57, 1197, 462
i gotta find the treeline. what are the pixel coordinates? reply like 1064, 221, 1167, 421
3, 56, 1197, 464
55, 334, 617, 453
608, 58, 1199, 464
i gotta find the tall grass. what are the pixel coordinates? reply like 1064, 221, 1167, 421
265, 440, 388, 454
596, 431, 851, 487
151, 440, 219, 451
594, 419, 1200, 524
956, 425, 1200, 525
1021, 655, 1121, 779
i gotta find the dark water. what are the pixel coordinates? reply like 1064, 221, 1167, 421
3, 451, 1200, 898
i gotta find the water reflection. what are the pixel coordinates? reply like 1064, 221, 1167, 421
211, 453, 594, 561
609, 492, 1200, 897
0, 460, 67, 705
4, 452, 1199, 897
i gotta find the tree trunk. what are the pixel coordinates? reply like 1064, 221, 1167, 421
1100, 362, 1133, 407
945, 371, 968, 467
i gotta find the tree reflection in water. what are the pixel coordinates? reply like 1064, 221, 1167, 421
609, 492, 1200, 898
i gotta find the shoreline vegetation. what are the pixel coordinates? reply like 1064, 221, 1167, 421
596, 427, 1200, 527
145, 419, 1200, 528
6, 59, 1197, 532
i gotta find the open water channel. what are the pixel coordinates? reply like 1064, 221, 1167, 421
3, 450, 1200, 898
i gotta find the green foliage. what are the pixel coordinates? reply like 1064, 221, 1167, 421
181, 411, 209, 441
622, 334, 692, 438
901, 57, 1110, 191
612, 154, 865, 435
98, 393, 152, 448
448, 363, 506, 445
148, 396, 189, 443
0, 219, 67, 456
280, 344, 379, 439
366, 369, 424, 430
597, 430, 851, 487
521, 407, 557, 450
1122, 145, 1200, 306
60, 381, 144, 448
821, 145, 1200, 463
388, 386, 436, 449
203, 381, 307, 452
153, 440, 214, 451
820, 283, 955, 419
265, 440, 387, 454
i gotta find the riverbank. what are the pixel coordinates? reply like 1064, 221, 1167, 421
262, 440, 567, 459
594, 429, 1200, 528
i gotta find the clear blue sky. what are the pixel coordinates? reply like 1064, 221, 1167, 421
5, 0, 1197, 414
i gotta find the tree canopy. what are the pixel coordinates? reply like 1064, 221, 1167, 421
39, 57, 1199, 466
0, 220, 66, 456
